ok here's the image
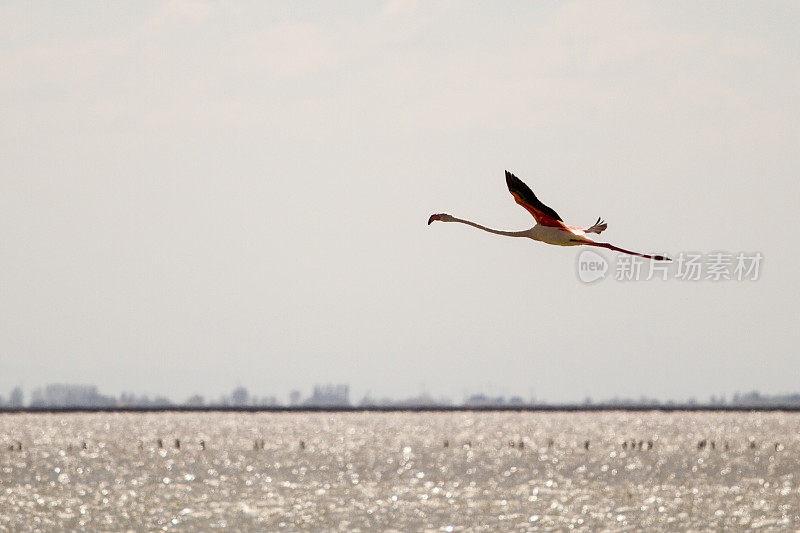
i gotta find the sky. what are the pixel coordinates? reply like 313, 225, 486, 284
1, 1, 799, 403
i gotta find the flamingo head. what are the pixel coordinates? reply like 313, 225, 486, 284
428, 213, 453, 225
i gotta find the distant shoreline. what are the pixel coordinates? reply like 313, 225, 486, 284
2, 404, 800, 414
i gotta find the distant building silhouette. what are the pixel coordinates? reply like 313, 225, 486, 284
305, 384, 350, 407
732, 391, 800, 406
150, 396, 173, 407
186, 394, 206, 407
29, 384, 114, 408
8, 387, 24, 408
359, 393, 394, 407
398, 392, 453, 407
256, 395, 278, 406
289, 390, 302, 406
231, 387, 249, 406
465, 394, 505, 407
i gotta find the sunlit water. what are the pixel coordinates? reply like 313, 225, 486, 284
1, 412, 799, 530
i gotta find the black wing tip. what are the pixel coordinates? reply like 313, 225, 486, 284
505, 170, 524, 192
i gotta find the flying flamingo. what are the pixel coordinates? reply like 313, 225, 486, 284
428, 171, 670, 261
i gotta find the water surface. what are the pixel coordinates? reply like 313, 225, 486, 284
1, 411, 798, 530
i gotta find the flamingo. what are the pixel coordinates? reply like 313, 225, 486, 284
428, 171, 670, 261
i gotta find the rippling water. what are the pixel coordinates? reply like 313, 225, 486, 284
1, 411, 799, 530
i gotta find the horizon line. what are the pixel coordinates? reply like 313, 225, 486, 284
3, 403, 800, 414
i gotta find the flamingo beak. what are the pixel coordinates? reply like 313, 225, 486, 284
428, 214, 441, 225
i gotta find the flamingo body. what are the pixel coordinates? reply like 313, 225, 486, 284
529, 224, 585, 246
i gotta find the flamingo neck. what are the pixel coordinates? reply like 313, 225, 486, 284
448, 216, 531, 237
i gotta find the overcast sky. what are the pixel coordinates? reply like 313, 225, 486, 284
2, 1, 799, 403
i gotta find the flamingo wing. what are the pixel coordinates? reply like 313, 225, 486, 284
505, 171, 566, 228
